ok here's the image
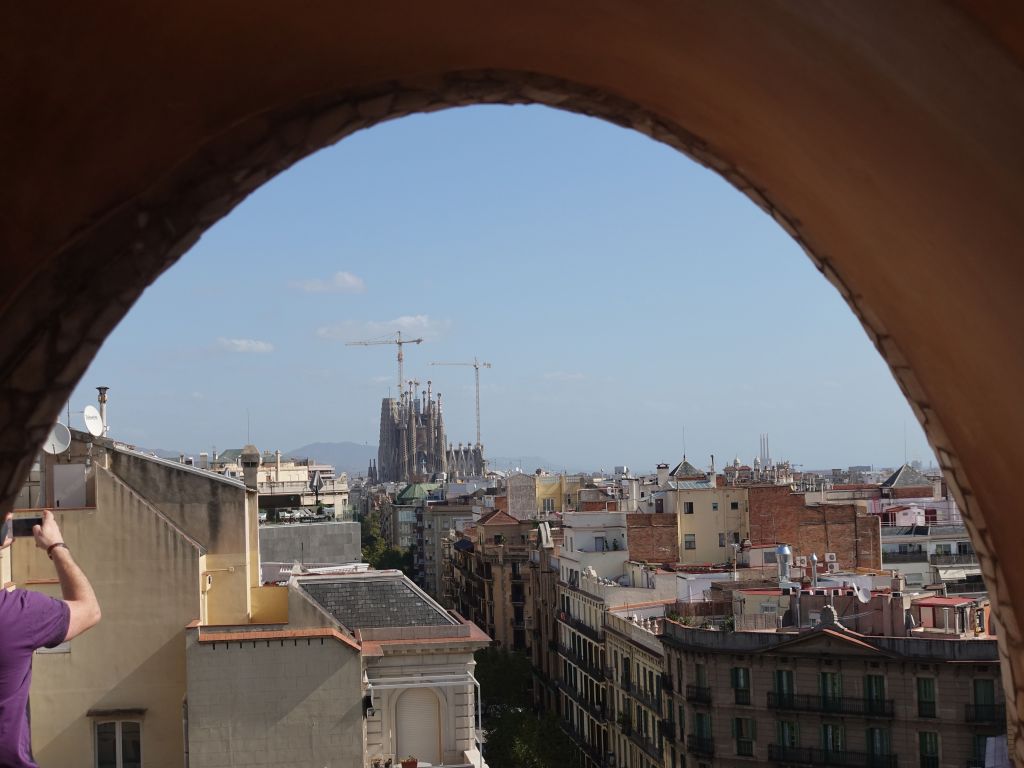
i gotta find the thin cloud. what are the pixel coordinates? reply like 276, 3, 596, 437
292, 271, 366, 294
544, 371, 586, 382
216, 337, 274, 354
317, 314, 450, 342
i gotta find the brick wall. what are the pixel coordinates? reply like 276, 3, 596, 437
627, 513, 679, 564
748, 485, 881, 569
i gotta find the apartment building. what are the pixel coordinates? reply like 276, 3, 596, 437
446, 509, 534, 650
6, 431, 489, 768
414, 498, 475, 598
661, 607, 1005, 768
529, 522, 562, 712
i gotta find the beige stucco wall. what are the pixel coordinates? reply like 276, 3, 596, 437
185, 629, 363, 768
674, 487, 750, 565
18, 467, 202, 767
364, 648, 481, 766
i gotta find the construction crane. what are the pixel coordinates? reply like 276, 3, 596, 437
430, 357, 491, 446
346, 331, 423, 391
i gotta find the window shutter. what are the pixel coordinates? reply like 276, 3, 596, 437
751, 718, 757, 740
731, 717, 738, 737
731, 668, 739, 688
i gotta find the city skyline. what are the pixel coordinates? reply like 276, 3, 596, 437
68, 104, 935, 471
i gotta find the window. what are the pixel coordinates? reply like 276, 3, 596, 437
777, 720, 799, 748
711, 502, 719, 511
719, 533, 726, 548
684, 534, 696, 550
543, 498, 554, 513
733, 717, 755, 756
95, 721, 141, 768
864, 674, 887, 715
916, 677, 936, 718
821, 723, 845, 753
820, 671, 842, 707
730, 501, 739, 510
770, 671, 794, 708
694, 711, 712, 739
866, 727, 891, 758
919, 732, 939, 768
684, 501, 694, 515
731, 667, 751, 705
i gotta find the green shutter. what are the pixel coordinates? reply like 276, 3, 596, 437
731, 667, 739, 688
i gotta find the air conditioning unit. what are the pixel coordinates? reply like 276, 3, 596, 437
825, 552, 838, 563
827, 562, 840, 573
795, 556, 808, 567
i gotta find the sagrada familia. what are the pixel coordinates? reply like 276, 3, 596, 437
368, 380, 485, 484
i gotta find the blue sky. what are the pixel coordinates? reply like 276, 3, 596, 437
70, 105, 934, 472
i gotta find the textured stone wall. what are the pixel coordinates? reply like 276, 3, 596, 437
627, 513, 680, 565
748, 485, 881, 570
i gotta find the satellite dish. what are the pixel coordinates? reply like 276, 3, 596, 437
42, 422, 71, 455
82, 405, 104, 437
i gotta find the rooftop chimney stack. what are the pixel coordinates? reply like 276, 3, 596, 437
96, 386, 110, 436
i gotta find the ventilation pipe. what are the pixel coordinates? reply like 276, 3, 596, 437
776, 544, 792, 584
96, 386, 110, 436
810, 553, 819, 590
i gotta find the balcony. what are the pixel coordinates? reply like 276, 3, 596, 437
622, 680, 661, 714
882, 551, 928, 563
563, 720, 610, 767
557, 680, 607, 722
627, 728, 662, 762
930, 553, 978, 566
555, 608, 603, 642
661, 671, 675, 693
945, 581, 987, 595
686, 684, 712, 704
767, 692, 894, 717
687, 734, 715, 757
919, 757, 938, 768
965, 703, 1006, 723
734, 688, 752, 705
917, 700, 936, 718
660, 717, 676, 739
767, 744, 898, 768
558, 643, 606, 681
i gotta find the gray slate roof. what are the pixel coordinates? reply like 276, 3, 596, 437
881, 464, 933, 488
301, 575, 457, 629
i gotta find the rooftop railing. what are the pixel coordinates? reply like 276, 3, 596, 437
930, 553, 978, 565
686, 734, 714, 757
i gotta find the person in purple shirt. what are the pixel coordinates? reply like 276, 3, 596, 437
0, 510, 101, 767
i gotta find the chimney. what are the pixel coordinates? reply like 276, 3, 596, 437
656, 463, 670, 487
96, 386, 110, 436
240, 444, 261, 490
275, 449, 282, 482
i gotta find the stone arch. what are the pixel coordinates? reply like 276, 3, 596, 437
4, 3, 1024, 758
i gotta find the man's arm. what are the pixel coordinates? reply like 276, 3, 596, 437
33, 509, 101, 641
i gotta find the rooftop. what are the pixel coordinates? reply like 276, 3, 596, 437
881, 463, 934, 489
299, 572, 457, 630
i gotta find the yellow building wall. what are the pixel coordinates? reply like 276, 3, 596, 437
250, 585, 289, 623
15, 467, 202, 768
676, 487, 750, 565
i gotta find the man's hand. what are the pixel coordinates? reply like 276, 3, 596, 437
1, 512, 11, 550
32, 509, 63, 551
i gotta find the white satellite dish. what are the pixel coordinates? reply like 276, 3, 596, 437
42, 422, 71, 455
83, 405, 104, 437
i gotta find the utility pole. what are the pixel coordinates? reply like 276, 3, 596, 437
430, 357, 492, 446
